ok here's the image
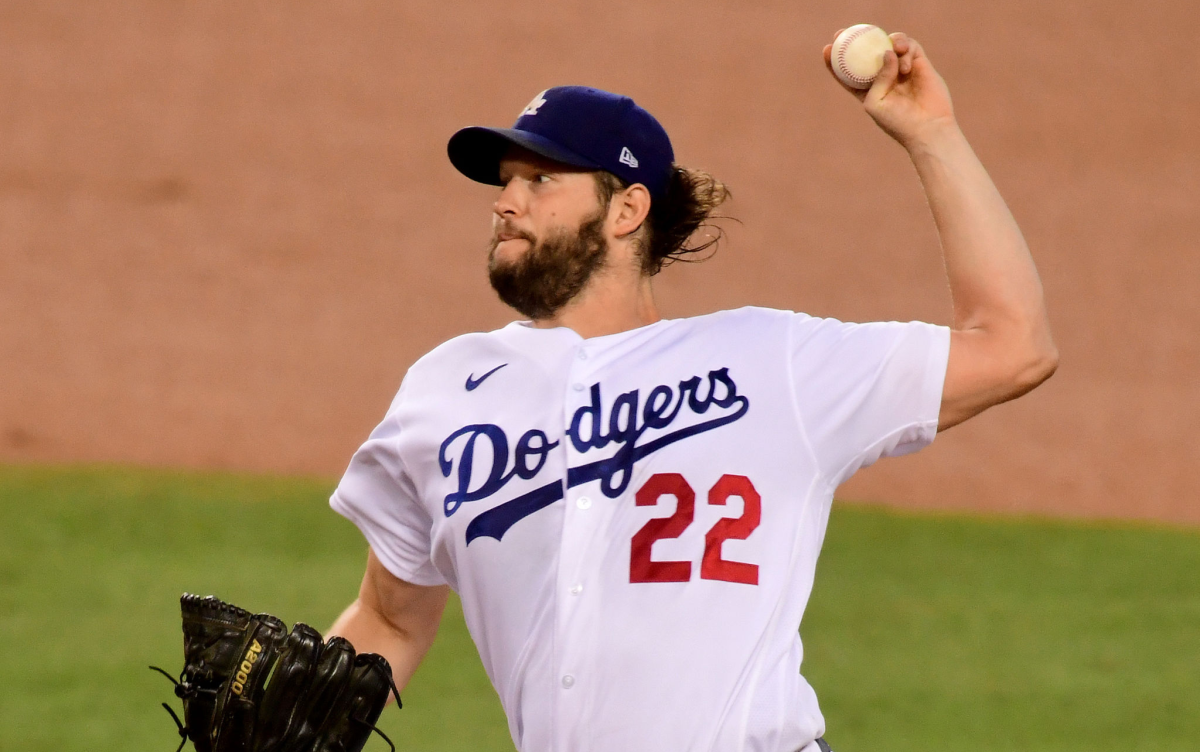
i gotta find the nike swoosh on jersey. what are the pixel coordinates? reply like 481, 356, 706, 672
465, 363, 508, 391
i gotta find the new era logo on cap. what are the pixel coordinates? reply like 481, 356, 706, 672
618, 147, 639, 168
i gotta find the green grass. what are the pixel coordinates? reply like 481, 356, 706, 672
802, 508, 1200, 751
1, 464, 1198, 751
0, 465, 511, 752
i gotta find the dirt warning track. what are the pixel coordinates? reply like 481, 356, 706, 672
1, 1, 1196, 524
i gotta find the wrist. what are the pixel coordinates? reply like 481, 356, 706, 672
901, 117, 964, 158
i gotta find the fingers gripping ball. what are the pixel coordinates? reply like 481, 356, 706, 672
831, 24, 894, 89
150, 594, 402, 752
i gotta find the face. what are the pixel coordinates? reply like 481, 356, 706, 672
487, 149, 611, 320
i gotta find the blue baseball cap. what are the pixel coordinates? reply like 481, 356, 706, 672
447, 86, 675, 199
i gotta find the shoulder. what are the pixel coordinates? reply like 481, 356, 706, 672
384, 322, 530, 410
621, 307, 809, 356
409, 327, 513, 375
679, 307, 942, 346
789, 315, 947, 349
675, 306, 800, 335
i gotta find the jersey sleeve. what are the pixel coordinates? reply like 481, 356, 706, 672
329, 386, 448, 588
788, 314, 950, 487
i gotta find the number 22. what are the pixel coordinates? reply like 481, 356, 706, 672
629, 473, 761, 585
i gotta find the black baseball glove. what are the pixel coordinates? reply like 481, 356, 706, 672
151, 593, 401, 752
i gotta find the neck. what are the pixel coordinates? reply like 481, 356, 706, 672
531, 266, 660, 339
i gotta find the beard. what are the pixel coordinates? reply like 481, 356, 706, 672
487, 209, 609, 320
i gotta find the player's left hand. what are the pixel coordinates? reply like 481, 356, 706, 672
823, 32, 956, 149
151, 594, 402, 752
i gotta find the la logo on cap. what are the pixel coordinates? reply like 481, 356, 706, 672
618, 147, 639, 168
520, 91, 548, 117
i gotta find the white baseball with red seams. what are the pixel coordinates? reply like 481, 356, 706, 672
331, 306, 949, 752
831, 24, 894, 90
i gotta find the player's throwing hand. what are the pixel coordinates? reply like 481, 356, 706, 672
824, 32, 955, 148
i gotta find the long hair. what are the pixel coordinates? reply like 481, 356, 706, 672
595, 166, 732, 275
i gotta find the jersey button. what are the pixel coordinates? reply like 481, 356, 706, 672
575, 496, 592, 510
570, 584, 583, 595
572, 383, 585, 392
561, 675, 575, 689
578, 350, 588, 360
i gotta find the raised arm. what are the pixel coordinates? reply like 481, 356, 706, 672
329, 548, 449, 698
824, 33, 1058, 430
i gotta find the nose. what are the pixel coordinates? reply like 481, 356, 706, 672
493, 178, 527, 219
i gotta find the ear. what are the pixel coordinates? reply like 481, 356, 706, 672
609, 183, 652, 238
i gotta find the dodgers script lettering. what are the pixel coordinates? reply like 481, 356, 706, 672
436, 367, 750, 543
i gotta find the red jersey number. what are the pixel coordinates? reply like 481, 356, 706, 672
629, 473, 761, 585
701, 475, 761, 585
630, 473, 694, 583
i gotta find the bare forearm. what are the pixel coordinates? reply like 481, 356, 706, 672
824, 32, 1056, 428
329, 599, 432, 693
908, 122, 1051, 343
329, 551, 450, 696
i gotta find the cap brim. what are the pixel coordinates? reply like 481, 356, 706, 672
447, 127, 602, 186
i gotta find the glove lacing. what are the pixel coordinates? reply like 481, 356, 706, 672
351, 657, 404, 752
149, 665, 200, 752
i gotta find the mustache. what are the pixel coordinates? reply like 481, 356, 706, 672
491, 220, 537, 248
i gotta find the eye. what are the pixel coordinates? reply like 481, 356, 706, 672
534, 173, 552, 184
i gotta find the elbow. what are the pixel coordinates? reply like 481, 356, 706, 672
940, 324, 1056, 430
995, 304, 1058, 395
1040, 342, 1060, 380
1011, 338, 1059, 395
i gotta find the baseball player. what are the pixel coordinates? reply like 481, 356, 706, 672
327, 33, 1056, 752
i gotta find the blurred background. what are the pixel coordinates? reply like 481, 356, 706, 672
3, 0, 1197, 523
1, 1, 1197, 750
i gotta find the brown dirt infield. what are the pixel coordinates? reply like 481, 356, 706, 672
2, 1, 1197, 524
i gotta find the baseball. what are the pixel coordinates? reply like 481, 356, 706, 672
830, 24, 894, 90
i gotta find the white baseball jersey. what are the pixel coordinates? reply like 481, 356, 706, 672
331, 306, 949, 752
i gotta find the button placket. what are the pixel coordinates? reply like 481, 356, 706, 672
554, 342, 598, 743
